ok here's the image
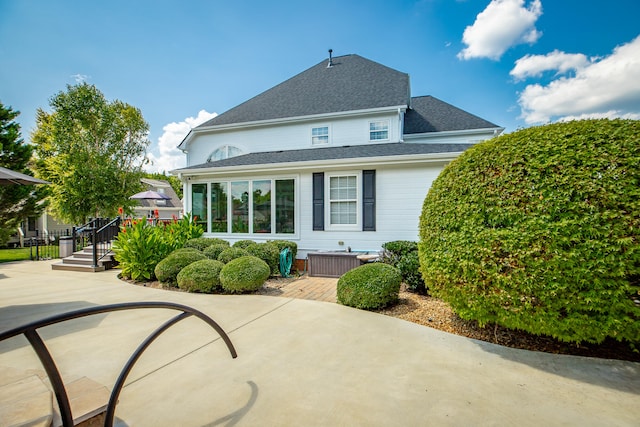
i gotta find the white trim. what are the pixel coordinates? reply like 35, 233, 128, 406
369, 120, 390, 141
189, 174, 300, 239
403, 127, 504, 140
178, 105, 408, 150
311, 124, 331, 146
325, 170, 361, 232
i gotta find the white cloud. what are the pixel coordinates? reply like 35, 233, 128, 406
145, 110, 217, 173
510, 50, 590, 80
518, 35, 640, 124
458, 0, 543, 61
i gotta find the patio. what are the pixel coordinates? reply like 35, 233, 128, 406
0, 260, 638, 426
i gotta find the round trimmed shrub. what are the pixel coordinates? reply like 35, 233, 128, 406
154, 248, 207, 286
177, 259, 224, 293
337, 263, 402, 310
232, 239, 255, 249
218, 247, 250, 264
419, 119, 640, 346
204, 244, 230, 260
246, 243, 279, 275
220, 256, 271, 293
184, 237, 229, 251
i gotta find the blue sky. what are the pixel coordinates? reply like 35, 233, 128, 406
1, 0, 639, 173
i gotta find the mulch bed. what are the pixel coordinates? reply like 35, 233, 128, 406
376, 288, 640, 363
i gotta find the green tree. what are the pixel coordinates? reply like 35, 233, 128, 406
0, 102, 46, 245
32, 83, 150, 223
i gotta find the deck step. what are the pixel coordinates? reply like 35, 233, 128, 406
52, 245, 115, 272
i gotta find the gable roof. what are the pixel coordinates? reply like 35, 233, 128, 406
196, 54, 410, 128
177, 142, 473, 172
404, 96, 499, 134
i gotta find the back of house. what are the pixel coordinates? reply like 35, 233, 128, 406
174, 53, 503, 261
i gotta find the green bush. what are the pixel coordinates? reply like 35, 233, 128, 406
269, 240, 298, 261
203, 244, 230, 260
419, 119, 640, 346
113, 214, 203, 281
184, 237, 229, 251
246, 243, 280, 275
337, 263, 402, 310
220, 256, 271, 293
218, 247, 250, 264
177, 259, 225, 293
382, 241, 426, 293
233, 239, 255, 249
154, 248, 206, 286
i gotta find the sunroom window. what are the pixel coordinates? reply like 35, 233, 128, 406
196, 178, 295, 235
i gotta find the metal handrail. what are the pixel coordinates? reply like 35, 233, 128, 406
0, 301, 237, 426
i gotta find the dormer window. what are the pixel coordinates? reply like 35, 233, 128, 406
207, 145, 243, 162
311, 126, 329, 145
369, 121, 389, 141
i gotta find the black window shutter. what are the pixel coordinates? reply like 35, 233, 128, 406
362, 170, 376, 231
312, 172, 324, 231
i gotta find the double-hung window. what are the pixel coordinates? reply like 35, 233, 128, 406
328, 174, 358, 227
369, 121, 389, 141
311, 126, 329, 145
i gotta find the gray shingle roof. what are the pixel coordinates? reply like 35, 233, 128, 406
197, 54, 410, 128
405, 96, 499, 134
178, 142, 473, 171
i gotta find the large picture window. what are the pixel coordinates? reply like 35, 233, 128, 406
200, 178, 296, 235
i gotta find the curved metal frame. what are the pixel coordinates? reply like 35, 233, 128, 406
0, 301, 237, 426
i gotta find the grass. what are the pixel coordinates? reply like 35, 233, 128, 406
0, 247, 33, 263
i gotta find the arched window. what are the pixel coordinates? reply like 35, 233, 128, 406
207, 145, 243, 162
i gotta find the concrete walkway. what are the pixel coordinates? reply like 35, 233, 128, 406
0, 260, 638, 426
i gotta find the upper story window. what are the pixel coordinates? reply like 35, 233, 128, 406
369, 121, 389, 141
311, 126, 329, 145
207, 145, 243, 162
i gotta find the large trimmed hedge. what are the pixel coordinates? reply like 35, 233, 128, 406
419, 119, 640, 346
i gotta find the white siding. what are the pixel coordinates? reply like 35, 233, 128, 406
186, 112, 400, 167
193, 161, 448, 259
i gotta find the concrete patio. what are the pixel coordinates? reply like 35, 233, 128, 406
0, 260, 638, 426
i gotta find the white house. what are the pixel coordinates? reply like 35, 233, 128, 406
175, 53, 503, 261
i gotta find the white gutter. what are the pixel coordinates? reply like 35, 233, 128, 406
403, 127, 505, 140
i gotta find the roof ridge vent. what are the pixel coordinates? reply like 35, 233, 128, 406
327, 49, 333, 68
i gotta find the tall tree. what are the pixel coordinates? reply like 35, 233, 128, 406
32, 83, 150, 224
0, 102, 46, 245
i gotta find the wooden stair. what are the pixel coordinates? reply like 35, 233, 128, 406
51, 246, 115, 272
